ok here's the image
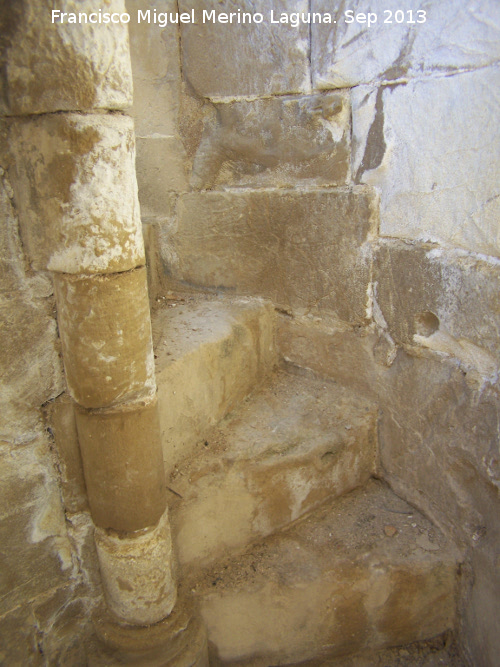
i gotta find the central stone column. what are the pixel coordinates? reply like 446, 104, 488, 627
1, 1, 207, 663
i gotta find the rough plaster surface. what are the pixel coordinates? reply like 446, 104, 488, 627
7, 113, 144, 274
352, 66, 500, 257
312, 0, 500, 89
170, 371, 376, 567
170, 189, 378, 324
0, 0, 133, 115
179, 0, 311, 98
191, 480, 458, 664
190, 92, 350, 190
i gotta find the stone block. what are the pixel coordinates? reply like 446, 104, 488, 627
153, 295, 276, 466
0, 175, 63, 440
127, 0, 181, 136
277, 313, 383, 399
45, 394, 88, 514
0, 291, 63, 441
378, 350, 500, 549
373, 241, 500, 374
136, 137, 188, 211
170, 189, 377, 324
170, 371, 377, 567
312, 0, 500, 89
352, 67, 500, 257
0, 0, 132, 116
191, 481, 458, 664
7, 113, 144, 274
54, 267, 155, 409
0, 490, 71, 614
190, 92, 350, 189
0, 604, 43, 665
179, 0, 310, 98
75, 397, 166, 532
94, 510, 176, 625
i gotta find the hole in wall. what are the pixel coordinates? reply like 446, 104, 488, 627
414, 311, 440, 337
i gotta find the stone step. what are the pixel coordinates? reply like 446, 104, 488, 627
187, 479, 459, 666
152, 294, 276, 468
169, 370, 378, 567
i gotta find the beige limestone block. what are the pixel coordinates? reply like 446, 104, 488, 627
190, 92, 350, 190
312, 0, 500, 89
171, 189, 378, 324
352, 67, 500, 257
170, 371, 377, 567
91, 593, 208, 665
7, 113, 144, 274
0, 438, 72, 616
0, 174, 64, 440
45, 394, 88, 514
0, 0, 132, 116
373, 241, 500, 374
179, 0, 310, 98
191, 481, 458, 664
54, 268, 155, 408
75, 397, 166, 532
153, 296, 276, 467
136, 136, 189, 211
126, 0, 181, 136
0, 604, 43, 665
94, 510, 176, 625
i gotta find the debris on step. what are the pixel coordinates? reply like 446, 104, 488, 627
188, 479, 460, 666
169, 370, 377, 567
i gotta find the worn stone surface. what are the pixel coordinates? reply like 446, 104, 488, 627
0, 603, 43, 665
0, 437, 73, 616
352, 67, 500, 257
312, 0, 500, 89
126, 0, 181, 137
0, 0, 133, 116
373, 242, 500, 377
170, 370, 377, 568
169, 189, 377, 324
7, 113, 144, 274
54, 268, 155, 408
179, 0, 310, 98
90, 593, 208, 666
136, 136, 189, 209
378, 352, 500, 548
45, 394, 88, 514
190, 480, 458, 664
75, 398, 166, 532
0, 172, 63, 441
95, 510, 176, 626
277, 314, 382, 398
190, 92, 350, 190
153, 294, 276, 467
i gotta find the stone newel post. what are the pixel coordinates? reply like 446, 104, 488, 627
1, 1, 207, 662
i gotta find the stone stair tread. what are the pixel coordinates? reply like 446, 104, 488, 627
169, 371, 377, 567
151, 293, 276, 467
173, 369, 375, 466
189, 479, 459, 666
151, 293, 270, 367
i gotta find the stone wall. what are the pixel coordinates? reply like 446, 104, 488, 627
0, 1, 134, 662
128, 2, 500, 665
